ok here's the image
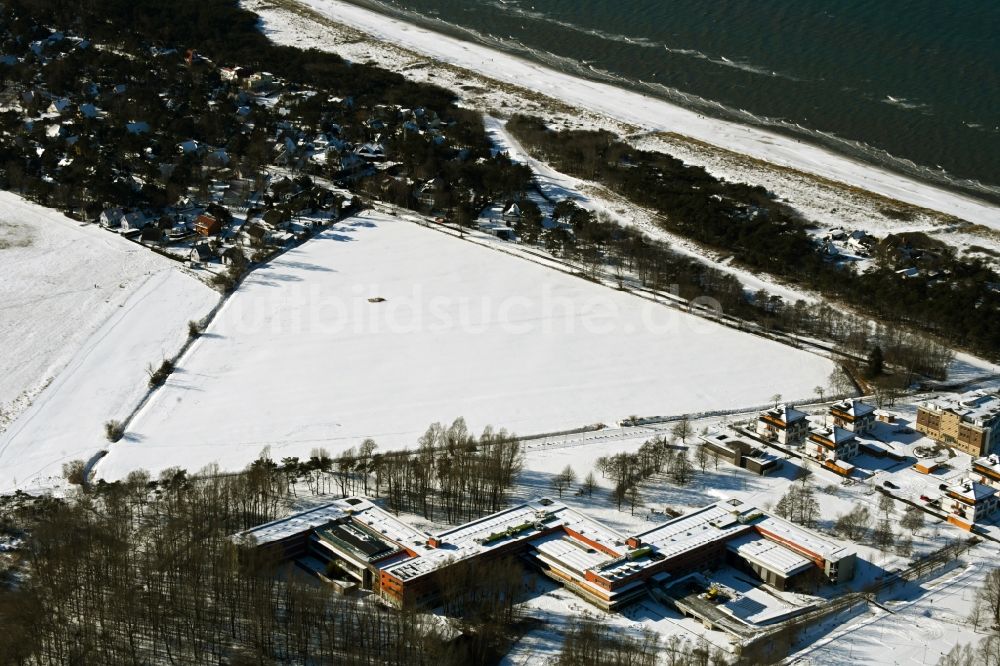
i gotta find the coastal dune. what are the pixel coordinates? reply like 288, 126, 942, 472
288, 0, 1000, 229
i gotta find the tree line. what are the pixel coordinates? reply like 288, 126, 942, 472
275, 418, 523, 525
506, 115, 999, 363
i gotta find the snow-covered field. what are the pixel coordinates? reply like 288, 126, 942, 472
0, 191, 219, 491
789, 556, 994, 665
96, 211, 834, 481
0, 265, 218, 492
254, 0, 1000, 232
0, 192, 176, 430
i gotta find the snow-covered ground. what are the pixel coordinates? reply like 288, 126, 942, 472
0, 192, 177, 432
788, 555, 996, 666
96, 211, 834, 481
257, 0, 1000, 231
0, 267, 218, 492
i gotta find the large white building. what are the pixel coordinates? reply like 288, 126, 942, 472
236, 497, 857, 610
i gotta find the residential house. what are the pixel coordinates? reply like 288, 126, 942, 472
189, 244, 213, 263
355, 143, 386, 161
941, 478, 999, 530
98, 207, 124, 228
502, 202, 522, 224
119, 211, 148, 231
415, 178, 441, 208
829, 398, 876, 434
806, 426, 859, 464
972, 454, 1000, 491
244, 71, 273, 92
755, 404, 810, 446
194, 214, 222, 237
220, 246, 247, 267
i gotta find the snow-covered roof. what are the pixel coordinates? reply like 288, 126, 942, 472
946, 478, 997, 503
973, 455, 1000, 480
809, 425, 856, 447
760, 404, 807, 426
923, 391, 1000, 427
237, 503, 349, 545
632, 502, 753, 561
727, 533, 813, 577
753, 512, 851, 562
830, 398, 875, 419
532, 532, 614, 574
382, 499, 626, 582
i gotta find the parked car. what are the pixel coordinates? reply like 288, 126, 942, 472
883, 480, 899, 489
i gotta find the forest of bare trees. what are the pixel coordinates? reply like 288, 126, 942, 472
282, 418, 525, 523
557, 621, 727, 666
0, 465, 475, 664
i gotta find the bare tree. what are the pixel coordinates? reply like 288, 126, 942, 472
971, 569, 1000, 631
878, 492, 895, 519
834, 504, 872, 541
627, 484, 643, 516
901, 505, 926, 534
695, 444, 710, 473
551, 465, 577, 498
671, 417, 692, 444
872, 518, 894, 552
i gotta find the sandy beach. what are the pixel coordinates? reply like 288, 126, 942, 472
262, 0, 1000, 231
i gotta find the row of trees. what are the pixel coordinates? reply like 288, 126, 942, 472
507, 115, 997, 364
557, 621, 727, 666
281, 418, 524, 524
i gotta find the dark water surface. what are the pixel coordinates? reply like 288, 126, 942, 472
342, 0, 1000, 202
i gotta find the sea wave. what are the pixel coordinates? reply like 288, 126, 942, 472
342, 0, 1000, 203
483, 0, 800, 81
881, 95, 933, 113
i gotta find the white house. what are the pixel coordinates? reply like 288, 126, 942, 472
119, 211, 148, 231
941, 478, 999, 530
829, 398, 876, 433
805, 426, 859, 463
756, 404, 810, 446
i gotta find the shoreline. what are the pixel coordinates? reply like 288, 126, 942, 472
282, 0, 1000, 230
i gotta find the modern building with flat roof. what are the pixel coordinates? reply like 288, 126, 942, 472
701, 429, 782, 475
236, 496, 856, 611
916, 391, 1000, 457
